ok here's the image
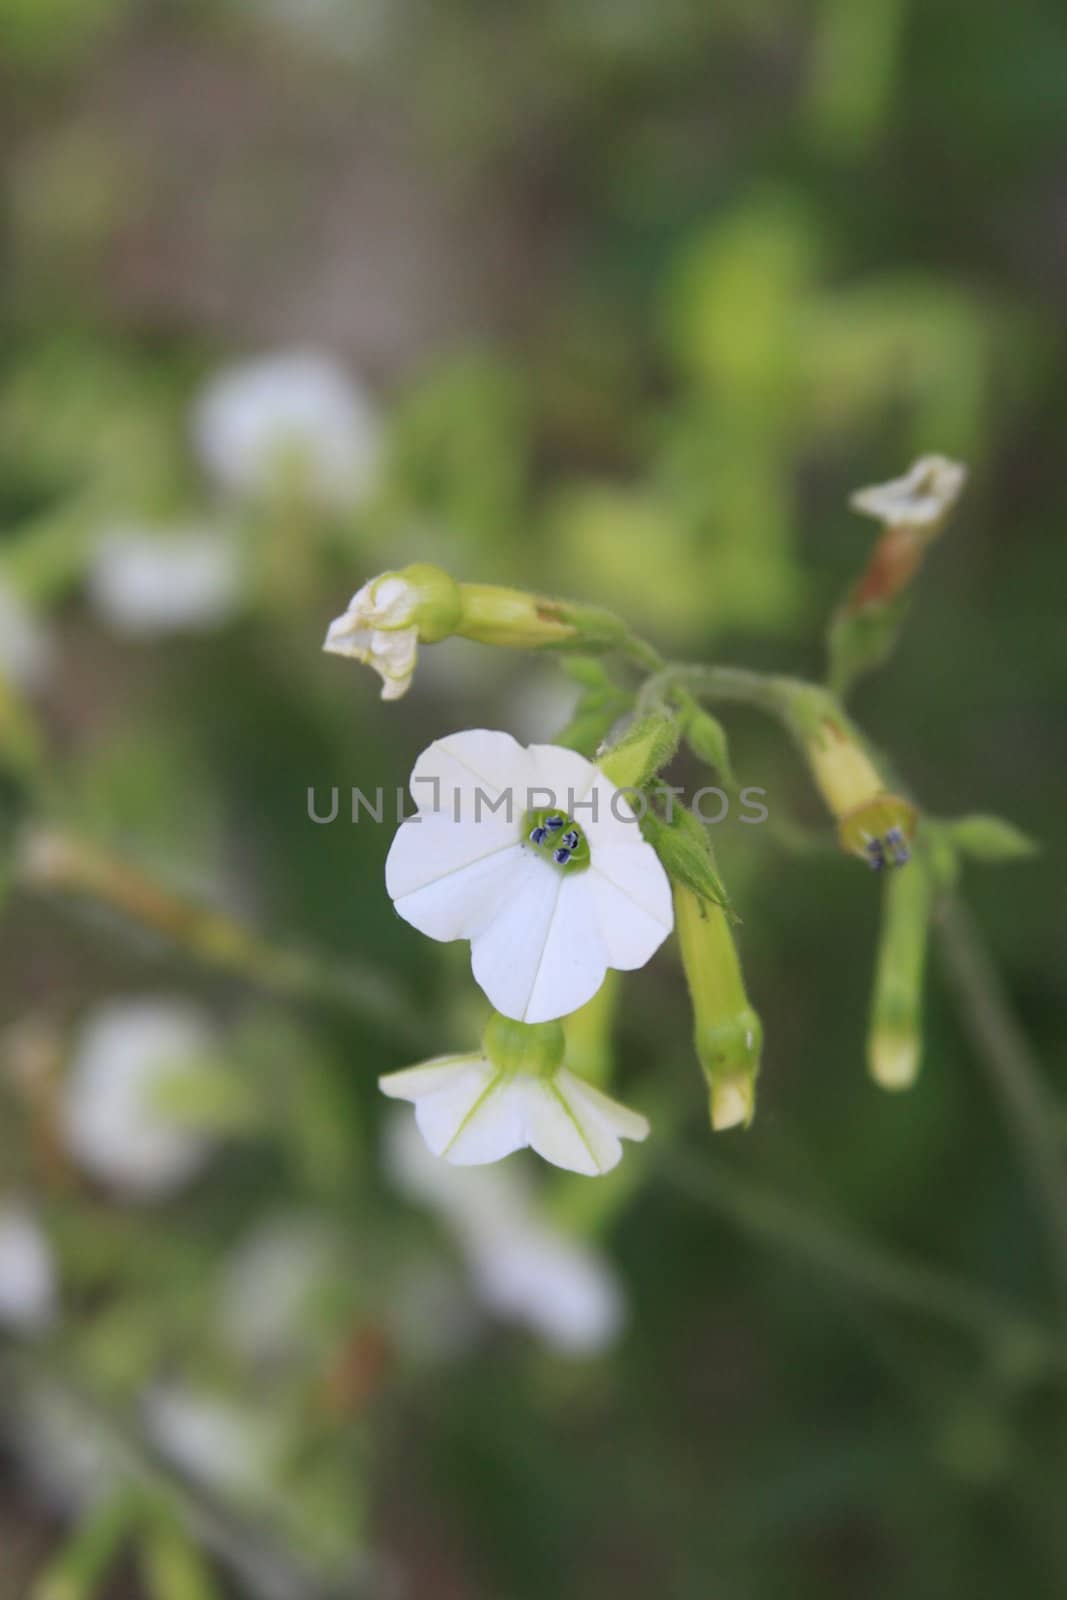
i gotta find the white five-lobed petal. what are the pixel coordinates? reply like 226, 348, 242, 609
380, 1055, 649, 1176
323, 574, 420, 699
850, 454, 966, 533
385, 730, 673, 1022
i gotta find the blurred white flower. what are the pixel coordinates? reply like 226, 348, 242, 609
386, 730, 673, 1023
10, 1382, 117, 1514
850, 454, 967, 533
219, 1214, 338, 1365
381, 1053, 648, 1176
0, 579, 54, 689
88, 526, 243, 636
143, 1384, 277, 1501
192, 349, 381, 508
61, 999, 220, 1197
0, 1203, 57, 1333
383, 1112, 625, 1355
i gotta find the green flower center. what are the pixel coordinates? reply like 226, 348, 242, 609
522, 808, 591, 872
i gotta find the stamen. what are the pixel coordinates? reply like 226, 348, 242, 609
885, 827, 910, 867
865, 839, 886, 871
529, 826, 548, 845
545, 815, 564, 832
553, 847, 572, 865
560, 829, 579, 850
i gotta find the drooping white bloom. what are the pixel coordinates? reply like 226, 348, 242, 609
0, 579, 53, 689
383, 1110, 625, 1354
850, 454, 966, 533
88, 526, 243, 636
385, 730, 673, 1023
61, 999, 220, 1197
192, 349, 380, 508
323, 572, 420, 700
0, 1204, 57, 1333
380, 1053, 648, 1176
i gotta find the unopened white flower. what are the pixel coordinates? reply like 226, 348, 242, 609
192, 349, 380, 508
61, 999, 220, 1197
0, 1203, 57, 1333
850, 454, 966, 533
380, 1053, 648, 1177
386, 729, 673, 1022
88, 527, 243, 635
0, 579, 53, 689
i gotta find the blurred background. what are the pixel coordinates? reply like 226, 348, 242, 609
1, 1, 1065, 1596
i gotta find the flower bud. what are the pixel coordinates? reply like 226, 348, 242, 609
673, 880, 761, 1131
598, 712, 680, 791
456, 586, 626, 651
797, 701, 916, 870
867, 853, 933, 1091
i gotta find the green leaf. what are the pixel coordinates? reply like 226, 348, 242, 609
947, 814, 1040, 864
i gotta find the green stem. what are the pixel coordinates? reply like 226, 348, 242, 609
15, 826, 430, 1048
663, 1151, 1060, 1380
936, 894, 1067, 1328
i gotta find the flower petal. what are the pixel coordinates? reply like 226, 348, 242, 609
525, 743, 598, 819
518, 1071, 648, 1175
587, 843, 674, 969
470, 857, 609, 1023
388, 827, 526, 944
381, 1056, 526, 1164
409, 729, 531, 812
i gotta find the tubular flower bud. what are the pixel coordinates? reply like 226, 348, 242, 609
802, 713, 916, 870
867, 853, 934, 1091
323, 564, 461, 700
379, 1011, 649, 1176
673, 881, 762, 1132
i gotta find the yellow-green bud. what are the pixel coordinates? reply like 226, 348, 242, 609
482, 1012, 565, 1078
867, 853, 933, 1091
791, 695, 916, 871
673, 880, 761, 1131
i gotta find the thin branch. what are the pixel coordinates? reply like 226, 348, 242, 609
936, 892, 1067, 1326
15, 826, 430, 1049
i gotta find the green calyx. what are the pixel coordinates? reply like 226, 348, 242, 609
482, 1013, 565, 1078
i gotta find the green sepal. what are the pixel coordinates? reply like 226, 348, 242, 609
947, 814, 1040, 864
641, 804, 733, 917
598, 711, 680, 791
682, 706, 736, 786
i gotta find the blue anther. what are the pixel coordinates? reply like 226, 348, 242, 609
545, 815, 565, 832
553, 847, 572, 865
529, 826, 548, 845
561, 829, 579, 850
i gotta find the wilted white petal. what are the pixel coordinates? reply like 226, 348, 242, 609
88, 528, 242, 636
850, 455, 967, 532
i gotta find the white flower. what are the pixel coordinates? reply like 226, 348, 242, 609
850, 454, 967, 533
218, 1214, 338, 1365
88, 526, 243, 636
323, 573, 419, 700
383, 1110, 625, 1354
380, 1053, 648, 1176
385, 729, 673, 1022
61, 999, 220, 1197
0, 1204, 57, 1333
192, 349, 380, 508
143, 1384, 278, 1501
0, 579, 53, 689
